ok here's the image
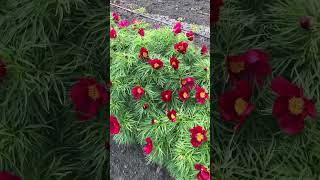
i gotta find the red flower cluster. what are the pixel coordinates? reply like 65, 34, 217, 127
170, 57, 179, 70
218, 80, 255, 130
189, 126, 208, 147
70, 78, 107, 121
186, 31, 194, 41
143, 137, 153, 154
226, 49, 271, 85
138, 28, 145, 37
178, 86, 190, 102
110, 115, 120, 135
132, 86, 145, 100
161, 90, 172, 102
167, 109, 177, 122
212, 0, 224, 25
174, 41, 188, 54
110, 27, 117, 39
195, 86, 209, 104
0, 171, 21, 180
117, 20, 129, 28
271, 77, 317, 134
112, 12, 120, 22
0, 59, 7, 79
149, 59, 164, 70
181, 77, 195, 89
139, 47, 149, 60
194, 164, 210, 180
172, 22, 182, 35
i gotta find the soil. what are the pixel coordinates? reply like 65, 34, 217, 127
110, 1, 210, 179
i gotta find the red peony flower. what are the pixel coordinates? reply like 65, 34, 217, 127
148, 59, 163, 70
143, 137, 153, 155
167, 109, 177, 122
112, 12, 120, 22
189, 126, 208, 148
110, 27, 117, 39
271, 77, 317, 134
0, 171, 21, 180
178, 86, 190, 102
186, 31, 194, 41
132, 86, 145, 100
117, 20, 129, 28
131, 18, 142, 25
181, 77, 195, 89
0, 59, 7, 78
299, 16, 313, 30
172, 22, 182, 35
143, 103, 149, 110
174, 41, 188, 54
226, 49, 271, 85
218, 80, 255, 130
170, 57, 179, 70
194, 164, 210, 180
70, 78, 107, 121
212, 0, 224, 25
161, 90, 172, 103
110, 115, 120, 135
138, 28, 145, 37
195, 86, 209, 104
201, 44, 208, 55
139, 47, 149, 60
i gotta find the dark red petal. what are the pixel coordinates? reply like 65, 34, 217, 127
234, 80, 252, 99
271, 77, 302, 96
272, 97, 289, 119
304, 98, 317, 119
278, 114, 305, 135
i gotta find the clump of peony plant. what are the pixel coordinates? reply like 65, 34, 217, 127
110, 12, 210, 180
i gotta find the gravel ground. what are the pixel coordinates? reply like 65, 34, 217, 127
110, 1, 210, 179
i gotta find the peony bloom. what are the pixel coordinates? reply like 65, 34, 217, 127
189, 126, 208, 148
181, 77, 195, 89
161, 90, 173, 103
271, 77, 317, 134
195, 86, 209, 104
148, 59, 163, 70
218, 80, 255, 130
0, 171, 21, 180
167, 109, 177, 122
131, 18, 142, 25
174, 41, 188, 54
201, 44, 208, 55
226, 49, 271, 85
212, 0, 224, 25
0, 59, 7, 78
299, 16, 313, 30
178, 86, 190, 102
112, 12, 120, 22
170, 57, 179, 70
143, 103, 149, 110
195, 164, 210, 180
132, 86, 144, 100
186, 31, 194, 41
172, 22, 182, 35
117, 20, 129, 28
110, 27, 117, 39
70, 78, 107, 121
138, 28, 145, 37
110, 115, 120, 135
151, 119, 158, 125
138, 47, 149, 60
143, 137, 153, 155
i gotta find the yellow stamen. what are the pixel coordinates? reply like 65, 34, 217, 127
143, 52, 148, 58
172, 61, 176, 66
137, 88, 142, 94
183, 92, 189, 99
88, 85, 100, 100
288, 97, 304, 115
196, 133, 204, 142
181, 80, 187, 85
229, 61, 245, 73
154, 63, 159, 68
200, 92, 206, 98
234, 98, 248, 115
171, 114, 176, 119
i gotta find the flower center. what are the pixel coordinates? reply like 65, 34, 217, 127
165, 94, 169, 99
172, 61, 176, 66
171, 114, 176, 119
234, 98, 248, 115
288, 97, 304, 115
154, 63, 159, 68
183, 92, 189, 99
229, 61, 245, 73
137, 88, 142, 94
88, 85, 100, 101
196, 133, 204, 142
181, 80, 187, 85
200, 92, 206, 98
143, 52, 148, 58
179, 45, 184, 51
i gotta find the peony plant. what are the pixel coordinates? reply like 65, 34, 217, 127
110, 12, 210, 180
